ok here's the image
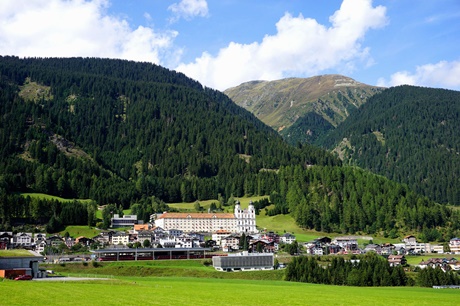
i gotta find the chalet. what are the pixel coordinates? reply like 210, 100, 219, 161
46, 235, 64, 248
260, 232, 280, 243
418, 257, 457, 271
12, 232, 33, 247
221, 234, 241, 252
249, 240, 276, 253
332, 237, 358, 251
75, 236, 94, 246
92, 231, 114, 245
387, 255, 406, 267
381, 243, 395, 255
364, 244, 382, 255
137, 231, 153, 245
0, 232, 12, 249
64, 237, 75, 248
280, 233, 296, 244
403, 235, 417, 246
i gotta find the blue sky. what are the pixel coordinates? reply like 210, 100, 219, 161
1, 0, 459, 91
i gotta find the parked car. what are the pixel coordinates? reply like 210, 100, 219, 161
14, 275, 32, 280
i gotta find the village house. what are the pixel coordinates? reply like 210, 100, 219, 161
332, 237, 358, 252
212, 230, 232, 246
249, 240, 276, 253
12, 232, 33, 247
221, 234, 242, 252
449, 237, 460, 254
280, 233, 296, 244
111, 232, 129, 245
0, 232, 13, 249
418, 257, 458, 271
46, 235, 64, 248
136, 231, 153, 246
387, 255, 407, 267
75, 236, 94, 246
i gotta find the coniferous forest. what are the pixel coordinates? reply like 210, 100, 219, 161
317, 85, 460, 206
0, 56, 459, 238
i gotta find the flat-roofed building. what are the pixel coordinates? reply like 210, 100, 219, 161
111, 214, 138, 228
212, 252, 274, 271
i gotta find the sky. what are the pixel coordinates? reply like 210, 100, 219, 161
0, 0, 459, 91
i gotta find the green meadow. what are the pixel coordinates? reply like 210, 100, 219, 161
2, 275, 459, 306
20, 193, 93, 204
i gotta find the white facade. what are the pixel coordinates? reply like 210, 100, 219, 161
111, 232, 129, 245
450, 238, 460, 254
155, 200, 257, 234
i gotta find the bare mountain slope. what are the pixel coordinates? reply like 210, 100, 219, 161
225, 75, 383, 144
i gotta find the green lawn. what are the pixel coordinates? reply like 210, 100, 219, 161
59, 226, 101, 238
0, 249, 35, 257
1, 275, 459, 306
405, 254, 456, 266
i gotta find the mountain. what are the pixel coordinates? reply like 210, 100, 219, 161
224, 75, 383, 144
0, 56, 339, 208
317, 85, 460, 205
0, 57, 458, 238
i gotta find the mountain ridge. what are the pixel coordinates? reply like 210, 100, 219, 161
224, 74, 383, 144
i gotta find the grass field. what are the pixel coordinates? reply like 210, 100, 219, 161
0, 249, 34, 257
2, 274, 459, 306
20, 193, 93, 204
405, 254, 455, 265
58, 226, 101, 238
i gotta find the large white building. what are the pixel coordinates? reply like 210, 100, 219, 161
155, 200, 257, 234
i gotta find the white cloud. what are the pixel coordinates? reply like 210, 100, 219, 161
168, 0, 209, 22
377, 60, 460, 90
0, 0, 178, 65
176, 0, 387, 90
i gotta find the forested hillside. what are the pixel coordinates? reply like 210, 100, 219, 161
272, 165, 458, 239
318, 85, 460, 205
0, 56, 338, 228
0, 57, 458, 239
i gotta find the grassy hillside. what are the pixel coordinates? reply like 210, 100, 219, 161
225, 75, 382, 144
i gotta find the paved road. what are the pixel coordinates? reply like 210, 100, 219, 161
33, 277, 110, 281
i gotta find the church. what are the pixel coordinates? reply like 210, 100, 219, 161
154, 200, 257, 234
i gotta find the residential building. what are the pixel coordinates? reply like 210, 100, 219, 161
12, 232, 33, 247
388, 255, 406, 267
449, 238, 460, 254
280, 233, 296, 244
111, 232, 129, 245
332, 237, 358, 251
212, 230, 232, 246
